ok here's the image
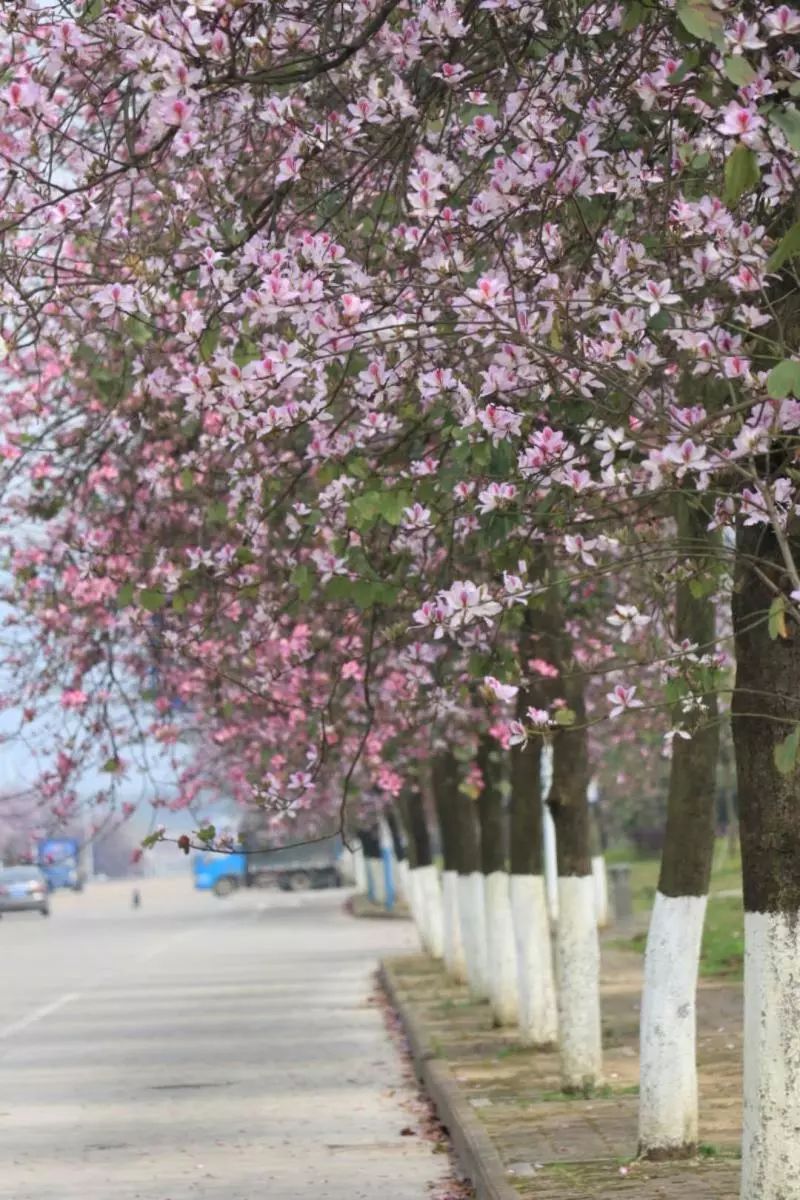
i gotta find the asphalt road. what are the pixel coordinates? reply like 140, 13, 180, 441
0, 878, 447, 1200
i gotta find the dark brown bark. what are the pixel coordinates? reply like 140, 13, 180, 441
477, 734, 506, 874
358, 824, 381, 859
510, 727, 544, 875
547, 654, 591, 876
458, 789, 482, 876
386, 809, 407, 861
658, 494, 720, 898
399, 790, 433, 869
732, 521, 800, 914
431, 750, 462, 873
510, 608, 551, 875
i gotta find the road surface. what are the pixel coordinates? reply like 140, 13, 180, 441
0, 879, 448, 1199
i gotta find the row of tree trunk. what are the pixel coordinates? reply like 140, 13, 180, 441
386, 508, 800, 1195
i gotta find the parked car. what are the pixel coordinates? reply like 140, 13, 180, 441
0, 865, 50, 917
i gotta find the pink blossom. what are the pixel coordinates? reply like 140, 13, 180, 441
526, 707, 551, 728
717, 102, 764, 137
340, 294, 368, 321
607, 604, 651, 643
529, 658, 559, 679
564, 533, 598, 566
483, 676, 519, 703
606, 685, 644, 718
764, 6, 800, 35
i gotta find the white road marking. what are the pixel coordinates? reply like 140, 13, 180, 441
0, 991, 80, 1040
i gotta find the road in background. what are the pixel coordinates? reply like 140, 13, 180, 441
0, 879, 447, 1200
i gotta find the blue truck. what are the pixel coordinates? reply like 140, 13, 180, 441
192, 851, 246, 896
37, 837, 84, 892
193, 836, 343, 897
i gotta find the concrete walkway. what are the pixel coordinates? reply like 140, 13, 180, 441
0, 880, 448, 1199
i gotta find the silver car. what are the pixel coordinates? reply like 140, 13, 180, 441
0, 865, 50, 917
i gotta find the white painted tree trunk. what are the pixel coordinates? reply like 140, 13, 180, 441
353, 843, 367, 893
741, 910, 800, 1200
556, 875, 602, 1091
337, 846, 356, 885
407, 866, 428, 950
365, 856, 383, 903
396, 858, 410, 903
541, 745, 559, 922
592, 855, 609, 928
638, 892, 707, 1157
418, 863, 444, 959
484, 871, 519, 1026
510, 873, 558, 1046
442, 869, 467, 982
457, 871, 490, 1001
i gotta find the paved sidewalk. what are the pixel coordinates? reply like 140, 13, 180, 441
0, 882, 451, 1200
386, 943, 742, 1199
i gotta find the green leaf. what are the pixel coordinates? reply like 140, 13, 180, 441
724, 56, 757, 87
621, 0, 644, 32
553, 707, 576, 727
179, 468, 195, 491
689, 575, 716, 599
351, 580, 382, 610
233, 337, 260, 368
101, 757, 121, 773
349, 491, 383, 528
197, 825, 216, 843
138, 588, 167, 612
82, 0, 104, 22
767, 221, 800, 272
291, 564, 313, 602
767, 359, 800, 399
377, 490, 412, 526
348, 457, 370, 480
667, 60, 692, 85
325, 576, 353, 602
199, 324, 220, 362
774, 725, 800, 775
207, 500, 228, 524
648, 310, 674, 332
235, 546, 255, 566
677, 0, 725, 47
171, 590, 192, 614
768, 595, 788, 640
724, 145, 760, 205
116, 582, 135, 608
770, 106, 800, 151
125, 316, 151, 347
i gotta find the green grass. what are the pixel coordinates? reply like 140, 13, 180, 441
699, 895, 744, 978
612, 839, 744, 979
619, 894, 744, 979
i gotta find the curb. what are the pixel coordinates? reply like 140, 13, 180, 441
346, 895, 412, 920
380, 960, 520, 1200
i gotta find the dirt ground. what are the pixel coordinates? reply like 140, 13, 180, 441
387, 939, 742, 1199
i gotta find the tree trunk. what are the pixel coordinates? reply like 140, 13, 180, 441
477, 735, 517, 1026
510, 719, 558, 1046
548, 667, 602, 1092
639, 494, 720, 1158
399, 789, 443, 958
456, 757, 489, 1001
589, 795, 609, 928
432, 750, 467, 981
358, 823, 382, 904
732, 520, 800, 1200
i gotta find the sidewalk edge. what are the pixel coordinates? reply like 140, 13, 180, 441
380, 960, 520, 1200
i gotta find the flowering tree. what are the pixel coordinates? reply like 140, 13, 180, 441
2, 0, 800, 1190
